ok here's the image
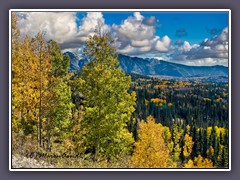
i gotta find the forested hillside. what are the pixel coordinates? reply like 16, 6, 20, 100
128, 73, 229, 168
11, 13, 229, 169
65, 51, 228, 78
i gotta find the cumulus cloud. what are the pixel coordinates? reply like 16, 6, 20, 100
178, 41, 193, 52
187, 27, 228, 60
17, 12, 171, 56
112, 12, 172, 55
179, 58, 228, 66
169, 27, 228, 66
16, 12, 228, 66
155, 36, 171, 52
17, 12, 110, 51
78, 12, 110, 40
17, 12, 78, 42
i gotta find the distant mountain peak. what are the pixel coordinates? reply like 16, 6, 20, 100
65, 51, 228, 78
64, 51, 83, 60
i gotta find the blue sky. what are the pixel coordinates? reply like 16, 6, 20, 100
102, 12, 228, 44
17, 11, 229, 66
76, 11, 228, 44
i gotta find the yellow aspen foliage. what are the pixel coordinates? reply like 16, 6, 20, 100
184, 155, 214, 168
186, 124, 191, 134
171, 123, 184, 162
130, 116, 170, 168
194, 155, 214, 168
214, 126, 226, 140
177, 81, 183, 86
222, 92, 228, 97
162, 80, 168, 85
207, 127, 212, 139
216, 97, 222, 102
146, 84, 151, 88
183, 134, 194, 158
206, 146, 214, 158
12, 35, 40, 136
203, 98, 211, 102
151, 98, 161, 103
168, 103, 173, 107
154, 84, 165, 89
151, 98, 166, 104
217, 144, 225, 163
145, 99, 149, 106
184, 159, 194, 168
203, 97, 211, 102
11, 13, 73, 150
162, 126, 174, 152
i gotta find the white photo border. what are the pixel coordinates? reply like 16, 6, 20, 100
9, 9, 231, 171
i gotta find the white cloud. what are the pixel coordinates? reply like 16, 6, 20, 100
155, 36, 171, 52
182, 58, 228, 66
216, 27, 228, 42
133, 12, 144, 21
78, 12, 110, 39
214, 44, 228, 51
16, 12, 228, 67
169, 27, 229, 66
17, 12, 110, 50
18, 12, 78, 43
154, 54, 171, 61
18, 11, 166, 55
131, 39, 149, 47
112, 12, 171, 55
178, 41, 192, 52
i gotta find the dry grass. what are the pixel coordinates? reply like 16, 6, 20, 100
12, 132, 131, 169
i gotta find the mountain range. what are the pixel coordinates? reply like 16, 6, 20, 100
64, 52, 228, 78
